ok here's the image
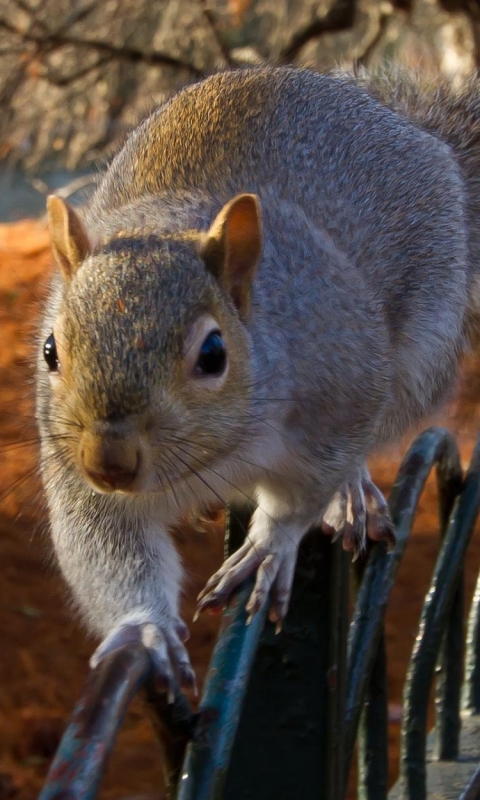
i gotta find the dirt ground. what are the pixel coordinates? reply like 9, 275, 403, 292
1, 220, 480, 799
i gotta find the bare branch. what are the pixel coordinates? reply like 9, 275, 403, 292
0, 60, 26, 108
354, 9, 392, 68
279, 2, 355, 63
0, 17, 204, 77
199, 1, 236, 67
42, 54, 111, 87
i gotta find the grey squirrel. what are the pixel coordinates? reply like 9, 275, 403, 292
37, 66, 473, 692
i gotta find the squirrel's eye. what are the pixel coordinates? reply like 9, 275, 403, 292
195, 330, 227, 376
44, 333, 59, 372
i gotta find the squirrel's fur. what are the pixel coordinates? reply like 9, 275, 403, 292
349, 65, 480, 343
36, 66, 475, 686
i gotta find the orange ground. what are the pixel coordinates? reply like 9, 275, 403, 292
1, 220, 480, 799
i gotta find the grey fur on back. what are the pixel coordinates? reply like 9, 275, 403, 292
348, 65, 480, 343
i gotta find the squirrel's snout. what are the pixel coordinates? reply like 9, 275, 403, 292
80, 431, 142, 493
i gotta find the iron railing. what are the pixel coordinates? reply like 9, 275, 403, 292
38, 427, 480, 800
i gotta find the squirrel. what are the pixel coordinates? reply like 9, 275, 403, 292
37, 66, 471, 692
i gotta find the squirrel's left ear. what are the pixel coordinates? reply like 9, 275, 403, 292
200, 193, 262, 317
47, 195, 91, 281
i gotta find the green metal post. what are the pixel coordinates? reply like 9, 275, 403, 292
434, 443, 464, 760
326, 541, 350, 800
223, 529, 343, 800
357, 629, 389, 800
463, 574, 480, 713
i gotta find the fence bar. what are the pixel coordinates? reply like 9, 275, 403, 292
175, 502, 266, 798
463, 572, 480, 713
357, 629, 389, 800
434, 579, 464, 759
354, 546, 389, 800
144, 679, 197, 794
344, 427, 460, 783
38, 645, 191, 800
458, 761, 480, 800
176, 577, 267, 800
400, 434, 480, 800
326, 541, 350, 800
434, 442, 464, 759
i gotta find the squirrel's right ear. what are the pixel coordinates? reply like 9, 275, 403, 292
47, 196, 91, 281
200, 193, 262, 317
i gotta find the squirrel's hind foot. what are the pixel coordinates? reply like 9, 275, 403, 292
90, 616, 196, 700
321, 470, 395, 558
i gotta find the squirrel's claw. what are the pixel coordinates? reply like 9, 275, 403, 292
196, 540, 263, 612
321, 469, 396, 557
363, 477, 396, 550
197, 535, 298, 627
90, 618, 195, 698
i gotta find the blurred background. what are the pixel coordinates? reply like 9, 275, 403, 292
2, 1, 480, 798
0, 0, 479, 218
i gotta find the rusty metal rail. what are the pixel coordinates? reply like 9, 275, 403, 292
38, 427, 480, 800
37, 646, 193, 800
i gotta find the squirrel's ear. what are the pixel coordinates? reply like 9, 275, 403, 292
47, 195, 91, 281
200, 193, 262, 316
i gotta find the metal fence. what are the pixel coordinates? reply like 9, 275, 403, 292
38, 427, 480, 800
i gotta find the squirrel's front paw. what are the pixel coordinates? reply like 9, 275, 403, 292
90, 616, 195, 699
321, 470, 395, 557
196, 535, 299, 629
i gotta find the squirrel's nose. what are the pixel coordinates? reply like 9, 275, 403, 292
80, 432, 141, 492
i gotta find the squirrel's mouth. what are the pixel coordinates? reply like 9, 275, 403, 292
83, 466, 139, 494
81, 460, 148, 495
78, 429, 148, 494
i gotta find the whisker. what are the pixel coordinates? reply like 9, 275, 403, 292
171, 443, 259, 514
0, 467, 40, 506
45, 415, 83, 431
161, 432, 285, 481
167, 449, 229, 510
154, 451, 183, 515
0, 434, 78, 452
161, 451, 211, 520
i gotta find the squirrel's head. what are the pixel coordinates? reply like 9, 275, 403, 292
43, 194, 262, 500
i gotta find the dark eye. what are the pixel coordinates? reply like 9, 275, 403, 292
43, 333, 59, 372
195, 330, 227, 376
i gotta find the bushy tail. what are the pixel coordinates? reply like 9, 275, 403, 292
349, 66, 480, 345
